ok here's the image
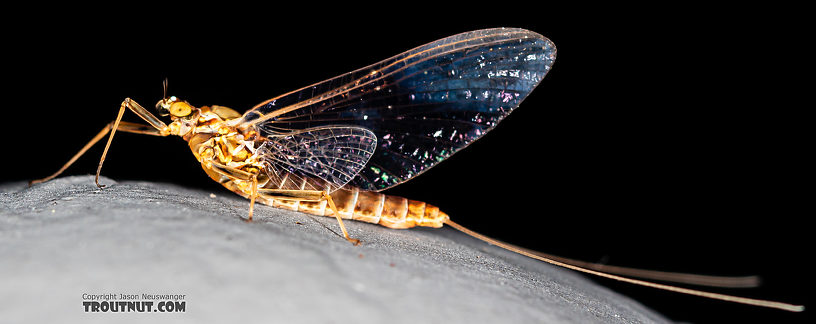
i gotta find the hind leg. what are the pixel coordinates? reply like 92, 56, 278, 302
203, 160, 360, 245
255, 188, 360, 245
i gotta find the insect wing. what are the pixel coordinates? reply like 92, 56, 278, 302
241, 28, 556, 191
257, 126, 377, 192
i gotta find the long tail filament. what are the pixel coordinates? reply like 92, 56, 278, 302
443, 219, 804, 312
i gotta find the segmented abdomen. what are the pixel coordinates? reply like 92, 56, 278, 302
198, 157, 449, 229
259, 187, 449, 229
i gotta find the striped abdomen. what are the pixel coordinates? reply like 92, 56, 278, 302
192, 135, 448, 229
256, 186, 449, 229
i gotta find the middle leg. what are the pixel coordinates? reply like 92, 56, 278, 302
204, 160, 361, 245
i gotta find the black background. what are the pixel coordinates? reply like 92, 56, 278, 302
5, 4, 809, 323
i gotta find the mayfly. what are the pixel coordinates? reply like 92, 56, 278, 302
31, 28, 803, 312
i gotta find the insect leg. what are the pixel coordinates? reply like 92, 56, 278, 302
206, 160, 255, 182
323, 192, 361, 245
30, 120, 166, 186
247, 174, 258, 221
255, 188, 324, 200
254, 188, 360, 245
95, 98, 169, 188
204, 159, 361, 245
201, 159, 261, 221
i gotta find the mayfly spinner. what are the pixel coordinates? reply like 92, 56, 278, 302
31, 28, 803, 312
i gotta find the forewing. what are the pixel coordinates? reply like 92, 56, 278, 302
241, 28, 556, 191
257, 126, 377, 192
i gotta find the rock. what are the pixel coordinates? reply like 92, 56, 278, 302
0, 176, 669, 323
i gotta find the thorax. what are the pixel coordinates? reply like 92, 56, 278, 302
182, 106, 263, 170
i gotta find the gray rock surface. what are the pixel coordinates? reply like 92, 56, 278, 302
0, 176, 669, 323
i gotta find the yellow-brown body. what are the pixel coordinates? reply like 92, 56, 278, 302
179, 105, 449, 229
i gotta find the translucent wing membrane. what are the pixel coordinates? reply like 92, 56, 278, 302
242, 28, 556, 191
257, 126, 377, 192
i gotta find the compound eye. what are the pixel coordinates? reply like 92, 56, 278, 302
169, 101, 192, 117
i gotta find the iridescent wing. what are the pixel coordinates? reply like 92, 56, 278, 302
256, 126, 377, 191
241, 28, 556, 191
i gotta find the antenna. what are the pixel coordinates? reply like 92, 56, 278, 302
162, 78, 169, 99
